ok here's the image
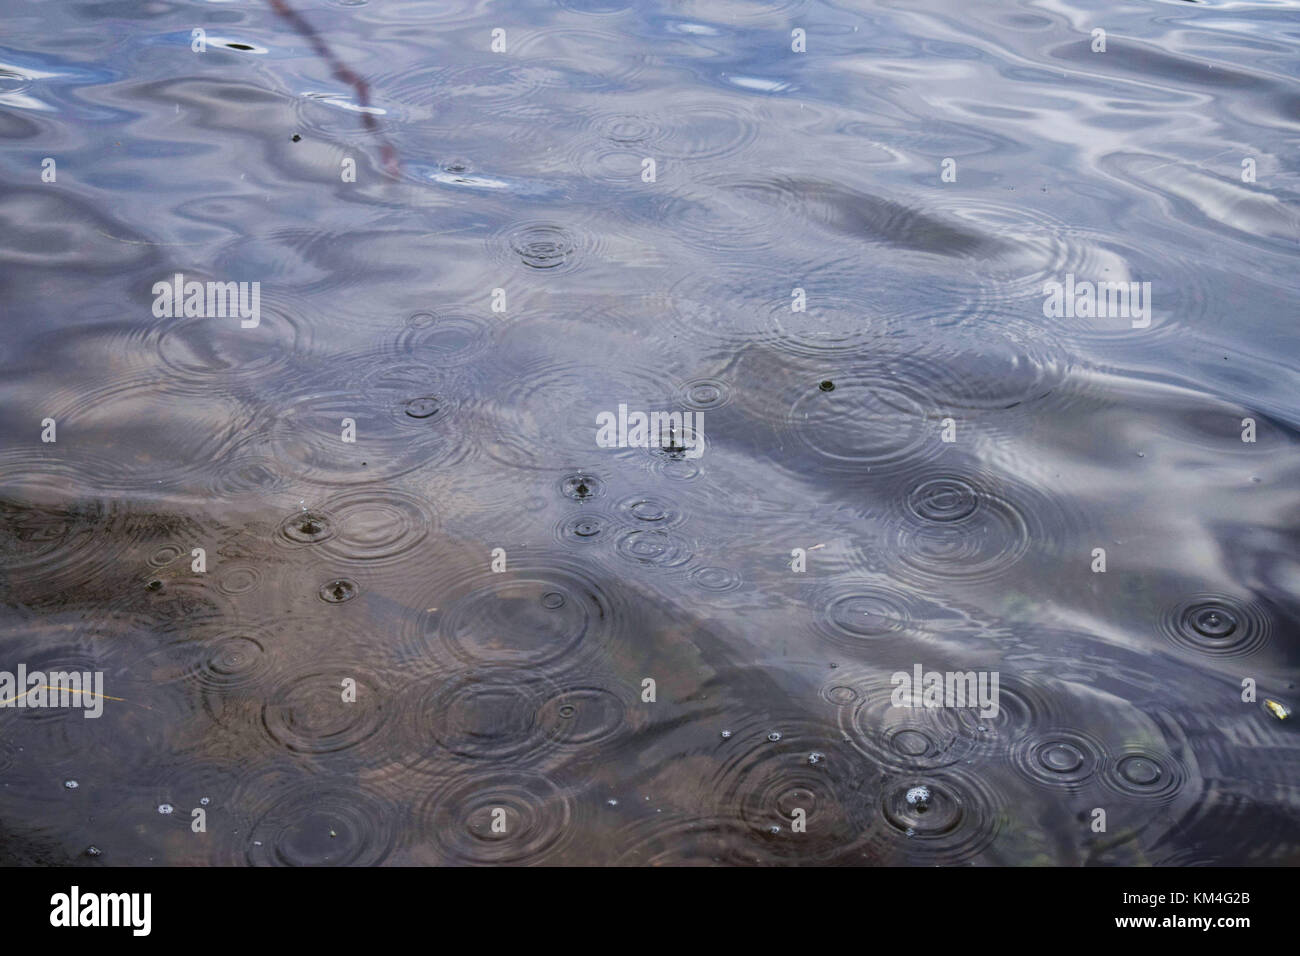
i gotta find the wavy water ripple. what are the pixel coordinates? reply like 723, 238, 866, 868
0, 0, 1297, 869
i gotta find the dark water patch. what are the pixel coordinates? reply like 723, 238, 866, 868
146, 762, 238, 831
401, 669, 554, 768
810, 583, 919, 647
126, 622, 284, 696
714, 724, 875, 860
612, 812, 763, 865
728, 177, 1007, 258
105, 575, 236, 634
415, 769, 573, 865
1011, 730, 1108, 791
1159, 593, 1271, 658
258, 663, 392, 759
401, 555, 622, 671
539, 683, 637, 751
1102, 749, 1189, 804
0, 483, 141, 594
0, 629, 194, 781
235, 773, 398, 866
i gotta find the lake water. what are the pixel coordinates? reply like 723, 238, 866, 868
1, 0, 1298, 865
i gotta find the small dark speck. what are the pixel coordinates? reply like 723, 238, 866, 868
292, 134, 301, 142
819, 380, 835, 392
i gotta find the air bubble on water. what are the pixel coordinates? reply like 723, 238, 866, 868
906, 785, 931, 809
720, 730, 732, 739
85, 846, 101, 857
158, 804, 173, 815
200, 797, 210, 806
808, 751, 825, 765
767, 825, 782, 835
606, 799, 618, 807
64, 780, 78, 790
767, 731, 782, 742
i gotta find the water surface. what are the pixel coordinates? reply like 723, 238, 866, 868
1, 0, 1299, 865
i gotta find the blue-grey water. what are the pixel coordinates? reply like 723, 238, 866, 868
1, 0, 1298, 865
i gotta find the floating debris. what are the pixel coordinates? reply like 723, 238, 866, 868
1264, 699, 1290, 721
